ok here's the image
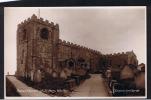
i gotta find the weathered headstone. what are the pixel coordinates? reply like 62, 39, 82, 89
60, 70, 67, 79
120, 65, 134, 80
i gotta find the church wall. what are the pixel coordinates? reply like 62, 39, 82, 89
58, 39, 102, 73
16, 15, 60, 82
16, 15, 139, 82
103, 51, 138, 68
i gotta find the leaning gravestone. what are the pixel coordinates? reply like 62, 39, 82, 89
34, 70, 42, 82
60, 70, 67, 79
30, 70, 34, 81
52, 71, 58, 78
120, 65, 134, 80
135, 72, 145, 89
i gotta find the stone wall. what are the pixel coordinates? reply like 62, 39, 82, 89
16, 15, 102, 82
16, 14, 139, 82
102, 51, 138, 68
58, 39, 102, 74
16, 14, 59, 82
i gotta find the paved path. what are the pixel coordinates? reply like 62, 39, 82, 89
7, 76, 49, 97
70, 74, 109, 97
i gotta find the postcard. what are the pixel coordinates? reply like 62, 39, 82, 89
4, 7, 146, 99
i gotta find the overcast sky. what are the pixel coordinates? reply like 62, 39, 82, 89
4, 7, 146, 75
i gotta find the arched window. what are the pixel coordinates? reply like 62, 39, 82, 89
40, 28, 49, 40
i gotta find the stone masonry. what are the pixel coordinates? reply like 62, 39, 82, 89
16, 14, 138, 82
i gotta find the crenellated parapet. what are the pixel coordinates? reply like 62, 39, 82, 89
18, 14, 140, 82
58, 39, 102, 56
105, 51, 136, 57
17, 14, 59, 30
103, 51, 138, 66
105, 52, 127, 57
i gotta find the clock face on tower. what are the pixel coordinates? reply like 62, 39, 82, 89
40, 28, 49, 40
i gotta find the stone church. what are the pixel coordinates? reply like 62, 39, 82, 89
16, 14, 138, 82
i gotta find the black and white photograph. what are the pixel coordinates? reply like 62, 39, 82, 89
4, 7, 146, 98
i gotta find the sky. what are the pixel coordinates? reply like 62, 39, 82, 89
4, 7, 146, 75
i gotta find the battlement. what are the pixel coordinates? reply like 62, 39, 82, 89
17, 14, 59, 30
59, 39, 101, 55
105, 51, 135, 57
16, 14, 140, 82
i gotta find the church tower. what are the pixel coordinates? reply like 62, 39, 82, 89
16, 14, 59, 82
